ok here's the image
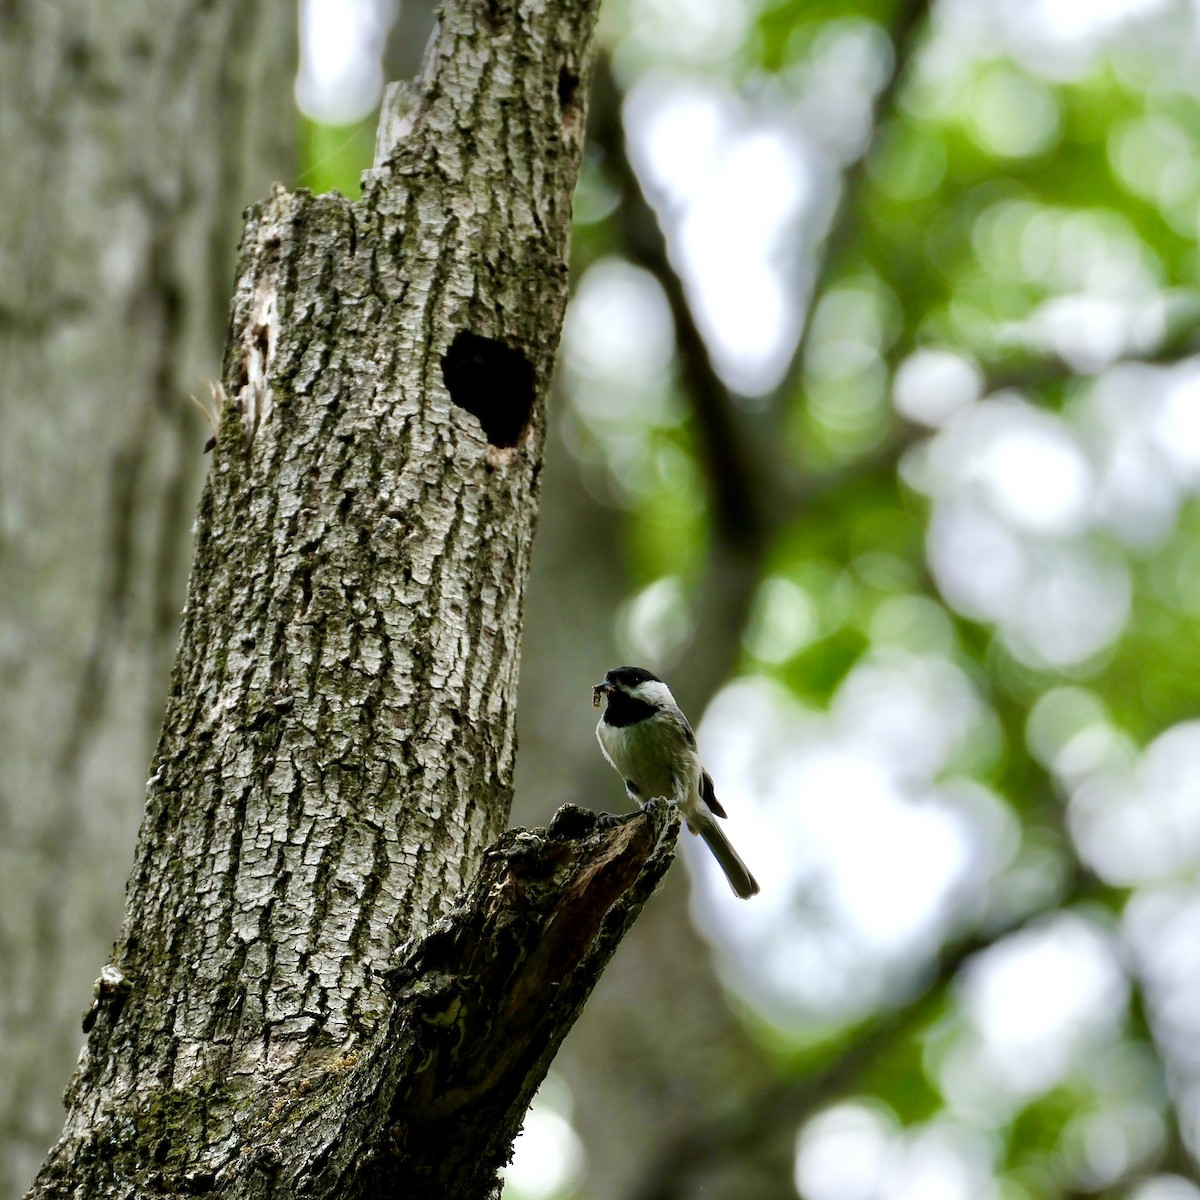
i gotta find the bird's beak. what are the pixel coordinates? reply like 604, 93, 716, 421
592, 681, 613, 708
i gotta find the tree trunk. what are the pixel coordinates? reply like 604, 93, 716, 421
0, 3, 295, 1193
22, 1, 667, 1196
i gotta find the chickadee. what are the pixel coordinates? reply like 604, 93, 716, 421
592, 666, 760, 900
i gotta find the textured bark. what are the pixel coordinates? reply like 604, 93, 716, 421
25, 0, 606, 1196
0, 3, 295, 1194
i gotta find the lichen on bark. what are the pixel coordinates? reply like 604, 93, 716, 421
25, 0, 629, 1196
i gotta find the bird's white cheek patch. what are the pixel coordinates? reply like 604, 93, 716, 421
632, 680, 675, 708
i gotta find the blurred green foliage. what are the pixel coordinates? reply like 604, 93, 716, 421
573, 0, 1200, 1195
298, 115, 375, 199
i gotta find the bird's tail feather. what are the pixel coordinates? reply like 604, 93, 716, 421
694, 815, 760, 899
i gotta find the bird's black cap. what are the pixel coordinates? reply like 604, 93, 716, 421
605, 666, 661, 688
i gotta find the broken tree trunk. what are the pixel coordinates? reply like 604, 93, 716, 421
25, 1, 678, 1197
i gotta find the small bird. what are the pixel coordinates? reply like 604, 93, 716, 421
592, 666, 760, 899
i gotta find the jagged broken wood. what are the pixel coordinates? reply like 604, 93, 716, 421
352, 804, 678, 1196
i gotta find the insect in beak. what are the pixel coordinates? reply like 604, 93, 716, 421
592, 681, 613, 708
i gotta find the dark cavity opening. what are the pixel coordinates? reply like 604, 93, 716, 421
440, 330, 535, 449
558, 66, 580, 119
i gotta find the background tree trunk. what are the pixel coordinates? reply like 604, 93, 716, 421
516, 429, 794, 1200
0, 4, 295, 1194
24, 0, 605, 1194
